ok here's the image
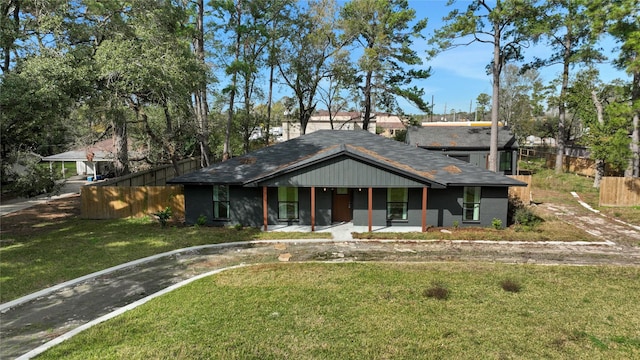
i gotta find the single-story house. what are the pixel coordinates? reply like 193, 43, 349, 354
405, 126, 519, 175
169, 130, 525, 231
41, 139, 116, 179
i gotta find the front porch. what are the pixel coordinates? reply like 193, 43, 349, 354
261, 186, 430, 233
267, 221, 426, 240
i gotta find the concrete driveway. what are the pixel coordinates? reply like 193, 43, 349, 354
0, 176, 87, 216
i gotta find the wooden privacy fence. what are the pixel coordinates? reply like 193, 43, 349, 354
519, 149, 621, 177
508, 175, 532, 203
81, 186, 185, 220
96, 158, 199, 187
599, 177, 640, 207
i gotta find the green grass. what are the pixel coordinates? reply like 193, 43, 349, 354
524, 160, 639, 226
600, 206, 640, 226
530, 167, 600, 205
0, 218, 330, 303
38, 262, 640, 359
353, 219, 598, 241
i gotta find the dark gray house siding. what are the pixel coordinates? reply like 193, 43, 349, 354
184, 185, 213, 225
184, 184, 510, 229
259, 156, 427, 188
171, 130, 525, 229
406, 126, 519, 175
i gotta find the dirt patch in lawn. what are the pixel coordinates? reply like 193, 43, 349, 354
0, 195, 81, 239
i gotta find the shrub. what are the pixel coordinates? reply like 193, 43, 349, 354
491, 218, 503, 230
452, 220, 459, 229
10, 161, 64, 198
500, 279, 522, 293
514, 207, 543, 228
508, 195, 543, 230
196, 215, 207, 226
153, 207, 172, 228
423, 282, 450, 300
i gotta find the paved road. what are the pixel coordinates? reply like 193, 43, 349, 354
2, 238, 639, 359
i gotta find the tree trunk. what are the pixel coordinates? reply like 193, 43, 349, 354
1, 0, 20, 73
162, 103, 181, 177
265, 62, 274, 145
265, 27, 276, 146
362, 69, 373, 131
223, 0, 242, 161
630, 111, 639, 177
488, 20, 501, 172
626, 71, 639, 178
194, 0, 210, 168
112, 108, 129, 176
555, 27, 572, 174
591, 90, 605, 187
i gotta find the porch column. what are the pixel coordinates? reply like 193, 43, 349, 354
368, 187, 373, 232
422, 186, 428, 232
311, 186, 316, 232
262, 186, 268, 231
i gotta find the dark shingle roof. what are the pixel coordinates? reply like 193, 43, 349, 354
169, 130, 525, 187
406, 126, 518, 150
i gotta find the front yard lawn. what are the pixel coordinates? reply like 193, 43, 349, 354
39, 262, 640, 359
0, 217, 330, 303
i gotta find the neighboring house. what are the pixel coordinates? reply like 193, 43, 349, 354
281, 111, 377, 140
405, 126, 519, 175
375, 113, 406, 138
169, 130, 525, 231
41, 139, 116, 178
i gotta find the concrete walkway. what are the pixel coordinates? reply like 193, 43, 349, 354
269, 222, 424, 240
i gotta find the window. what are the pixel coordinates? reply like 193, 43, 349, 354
387, 188, 408, 220
463, 187, 481, 221
449, 154, 470, 163
213, 185, 230, 219
278, 187, 299, 220
499, 151, 512, 172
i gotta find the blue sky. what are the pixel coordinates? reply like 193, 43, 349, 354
399, 0, 630, 115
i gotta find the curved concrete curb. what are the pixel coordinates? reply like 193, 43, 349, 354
0, 238, 617, 313
0, 239, 334, 313
571, 191, 640, 231
2, 237, 627, 359
16, 264, 249, 360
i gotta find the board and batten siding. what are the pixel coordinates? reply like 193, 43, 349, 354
259, 156, 430, 188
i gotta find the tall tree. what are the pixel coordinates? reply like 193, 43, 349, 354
263, 0, 293, 145
340, 0, 430, 130
95, 1, 205, 175
476, 93, 491, 121
524, 0, 603, 174
571, 71, 632, 186
211, 0, 244, 160
317, 51, 358, 129
191, 0, 212, 167
1, 0, 21, 73
430, 0, 533, 172
587, 0, 639, 177
0, 0, 95, 160
278, 0, 343, 135
499, 64, 544, 141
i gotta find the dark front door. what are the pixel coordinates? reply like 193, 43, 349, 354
332, 188, 352, 222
